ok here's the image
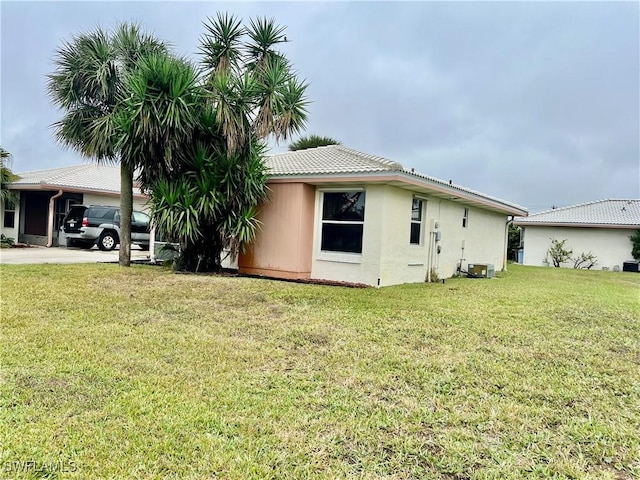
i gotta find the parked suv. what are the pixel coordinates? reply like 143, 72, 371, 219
62, 205, 151, 251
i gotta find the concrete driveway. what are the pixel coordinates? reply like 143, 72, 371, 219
0, 245, 150, 265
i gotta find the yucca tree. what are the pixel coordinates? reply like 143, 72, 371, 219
47, 24, 166, 266
127, 14, 309, 272
0, 147, 19, 208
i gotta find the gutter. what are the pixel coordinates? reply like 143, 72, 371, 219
46, 189, 64, 247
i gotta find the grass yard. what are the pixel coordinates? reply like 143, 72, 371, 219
1, 264, 639, 479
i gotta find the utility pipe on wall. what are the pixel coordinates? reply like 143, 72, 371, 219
46, 189, 64, 247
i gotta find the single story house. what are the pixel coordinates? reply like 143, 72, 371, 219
1, 164, 148, 247
2, 147, 528, 286
513, 199, 640, 270
238, 145, 527, 286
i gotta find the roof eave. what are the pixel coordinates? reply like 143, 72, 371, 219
267, 171, 528, 216
8, 182, 147, 198
514, 220, 640, 229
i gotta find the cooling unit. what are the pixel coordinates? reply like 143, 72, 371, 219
468, 263, 495, 278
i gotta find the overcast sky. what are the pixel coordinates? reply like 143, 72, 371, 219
1, 1, 638, 211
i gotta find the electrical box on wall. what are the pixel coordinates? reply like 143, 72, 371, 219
430, 219, 439, 232
468, 263, 495, 278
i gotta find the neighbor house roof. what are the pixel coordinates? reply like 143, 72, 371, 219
10, 164, 145, 197
266, 145, 527, 216
513, 199, 640, 228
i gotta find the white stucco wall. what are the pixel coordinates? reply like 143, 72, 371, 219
0, 201, 20, 241
309, 184, 511, 287
82, 193, 148, 212
310, 184, 384, 286
522, 225, 636, 270
378, 186, 429, 286
434, 201, 508, 278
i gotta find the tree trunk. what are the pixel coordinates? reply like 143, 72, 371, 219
178, 232, 223, 273
119, 162, 133, 267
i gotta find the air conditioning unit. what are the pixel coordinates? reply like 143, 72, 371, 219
468, 263, 495, 278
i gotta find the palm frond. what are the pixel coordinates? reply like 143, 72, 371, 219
252, 55, 291, 139
199, 13, 245, 75
47, 28, 117, 110
245, 17, 287, 71
112, 22, 168, 73
206, 71, 250, 153
275, 77, 309, 140
289, 134, 340, 151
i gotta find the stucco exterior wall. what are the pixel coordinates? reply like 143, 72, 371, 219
82, 193, 148, 211
377, 186, 428, 285
379, 198, 508, 281
522, 225, 635, 270
310, 184, 384, 286
237, 181, 512, 287
430, 201, 508, 278
311, 186, 509, 286
0, 201, 20, 241
239, 183, 315, 279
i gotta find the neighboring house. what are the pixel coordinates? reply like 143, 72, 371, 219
238, 145, 527, 286
513, 199, 640, 270
0, 164, 148, 247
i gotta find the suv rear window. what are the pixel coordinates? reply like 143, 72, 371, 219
88, 207, 116, 221
65, 206, 87, 219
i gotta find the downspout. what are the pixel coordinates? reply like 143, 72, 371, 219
46, 190, 64, 247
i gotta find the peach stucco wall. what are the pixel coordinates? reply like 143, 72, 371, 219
238, 183, 315, 279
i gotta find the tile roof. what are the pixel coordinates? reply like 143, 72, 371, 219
514, 199, 640, 227
12, 146, 527, 215
265, 145, 404, 175
12, 163, 143, 196
400, 168, 527, 213
267, 145, 527, 214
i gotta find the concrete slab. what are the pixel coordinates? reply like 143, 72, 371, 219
0, 245, 150, 265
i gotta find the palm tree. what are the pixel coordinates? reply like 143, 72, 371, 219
289, 135, 341, 151
0, 147, 19, 208
125, 14, 309, 271
47, 24, 166, 266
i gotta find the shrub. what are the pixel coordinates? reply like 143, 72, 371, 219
0, 234, 15, 248
548, 238, 573, 268
573, 252, 598, 269
630, 230, 640, 261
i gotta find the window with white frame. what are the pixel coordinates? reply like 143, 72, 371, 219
462, 207, 469, 228
321, 191, 365, 253
410, 198, 423, 245
3, 199, 16, 228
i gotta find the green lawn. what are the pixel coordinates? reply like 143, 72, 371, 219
1, 264, 639, 479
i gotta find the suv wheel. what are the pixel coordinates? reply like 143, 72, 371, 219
98, 231, 118, 251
